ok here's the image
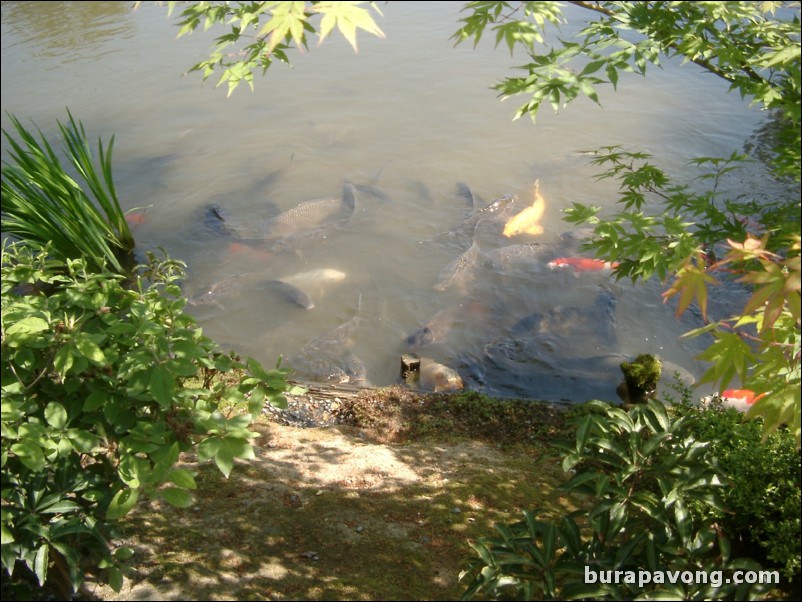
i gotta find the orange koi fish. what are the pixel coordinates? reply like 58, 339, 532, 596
547, 257, 619, 272
721, 389, 765, 405
125, 210, 148, 226
227, 242, 273, 262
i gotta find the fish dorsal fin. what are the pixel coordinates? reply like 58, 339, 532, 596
342, 182, 357, 213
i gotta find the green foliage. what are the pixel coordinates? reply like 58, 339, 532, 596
167, 0, 386, 96
460, 400, 778, 600
1, 242, 291, 594
563, 146, 801, 444
1, 112, 136, 276
673, 400, 801, 581
453, 1, 800, 180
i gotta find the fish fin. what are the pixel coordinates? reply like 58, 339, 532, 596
456, 182, 476, 208
342, 182, 357, 213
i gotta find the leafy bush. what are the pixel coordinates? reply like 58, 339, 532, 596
1, 112, 135, 275
1, 242, 294, 595
675, 401, 801, 581
566, 147, 801, 446
460, 400, 778, 600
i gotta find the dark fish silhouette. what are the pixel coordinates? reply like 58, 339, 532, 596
266, 280, 315, 310
456, 182, 482, 208
204, 204, 232, 237
187, 273, 251, 306
433, 239, 482, 292
206, 183, 357, 244
301, 295, 362, 354
486, 242, 552, 271
406, 308, 455, 348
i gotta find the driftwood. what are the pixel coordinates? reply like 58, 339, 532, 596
286, 379, 371, 403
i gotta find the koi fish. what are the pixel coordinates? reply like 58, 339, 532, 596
125, 210, 148, 226
266, 280, 315, 311
433, 240, 482, 292
702, 388, 766, 412
721, 389, 765, 405
547, 257, 619, 272
503, 179, 545, 237
406, 308, 456, 348
486, 242, 552, 271
260, 182, 357, 239
419, 358, 464, 392
227, 242, 274, 262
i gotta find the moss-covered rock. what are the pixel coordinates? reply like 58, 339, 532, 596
618, 354, 662, 404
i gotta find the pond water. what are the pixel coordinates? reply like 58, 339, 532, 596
1, 1, 776, 402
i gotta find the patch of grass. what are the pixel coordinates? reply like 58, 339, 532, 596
337, 386, 576, 447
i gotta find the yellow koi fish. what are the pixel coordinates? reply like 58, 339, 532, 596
503, 179, 546, 237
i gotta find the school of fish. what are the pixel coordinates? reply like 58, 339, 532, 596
181, 170, 700, 399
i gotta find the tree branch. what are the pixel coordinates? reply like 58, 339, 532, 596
564, 0, 772, 88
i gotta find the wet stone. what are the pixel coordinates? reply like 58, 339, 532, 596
260, 382, 357, 428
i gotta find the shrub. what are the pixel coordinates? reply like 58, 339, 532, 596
1, 242, 293, 596
675, 401, 801, 581
460, 400, 777, 600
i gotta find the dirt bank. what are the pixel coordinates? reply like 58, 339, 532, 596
85, 388, 578, 601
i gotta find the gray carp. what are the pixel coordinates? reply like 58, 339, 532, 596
266, 279, 315, 310
294, 350, 368, 385
433, 240, 482, 292
301, 295, 362, 354
261, 182, 356, 239
509, 289, 618, 348
303, 316, 360, 353
302, 356, 350, 384
269, 223, 337, 253
353, 182, 394, 204
342, 351, 369, 385
441, 193, 518, 246
187, 273, 251, 306
406, 308, 456, 348
188, 272, 317, 311
461, 194, 518, 231
456, 182, 483, 208
204, 204, 234, 237
486, 242, 553, 271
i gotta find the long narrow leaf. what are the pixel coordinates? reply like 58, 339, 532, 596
1, 112, 135, 274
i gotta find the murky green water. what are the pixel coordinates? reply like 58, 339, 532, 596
1, 1, 775, 401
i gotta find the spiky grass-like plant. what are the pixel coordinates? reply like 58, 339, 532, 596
1, 111, 135, 274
